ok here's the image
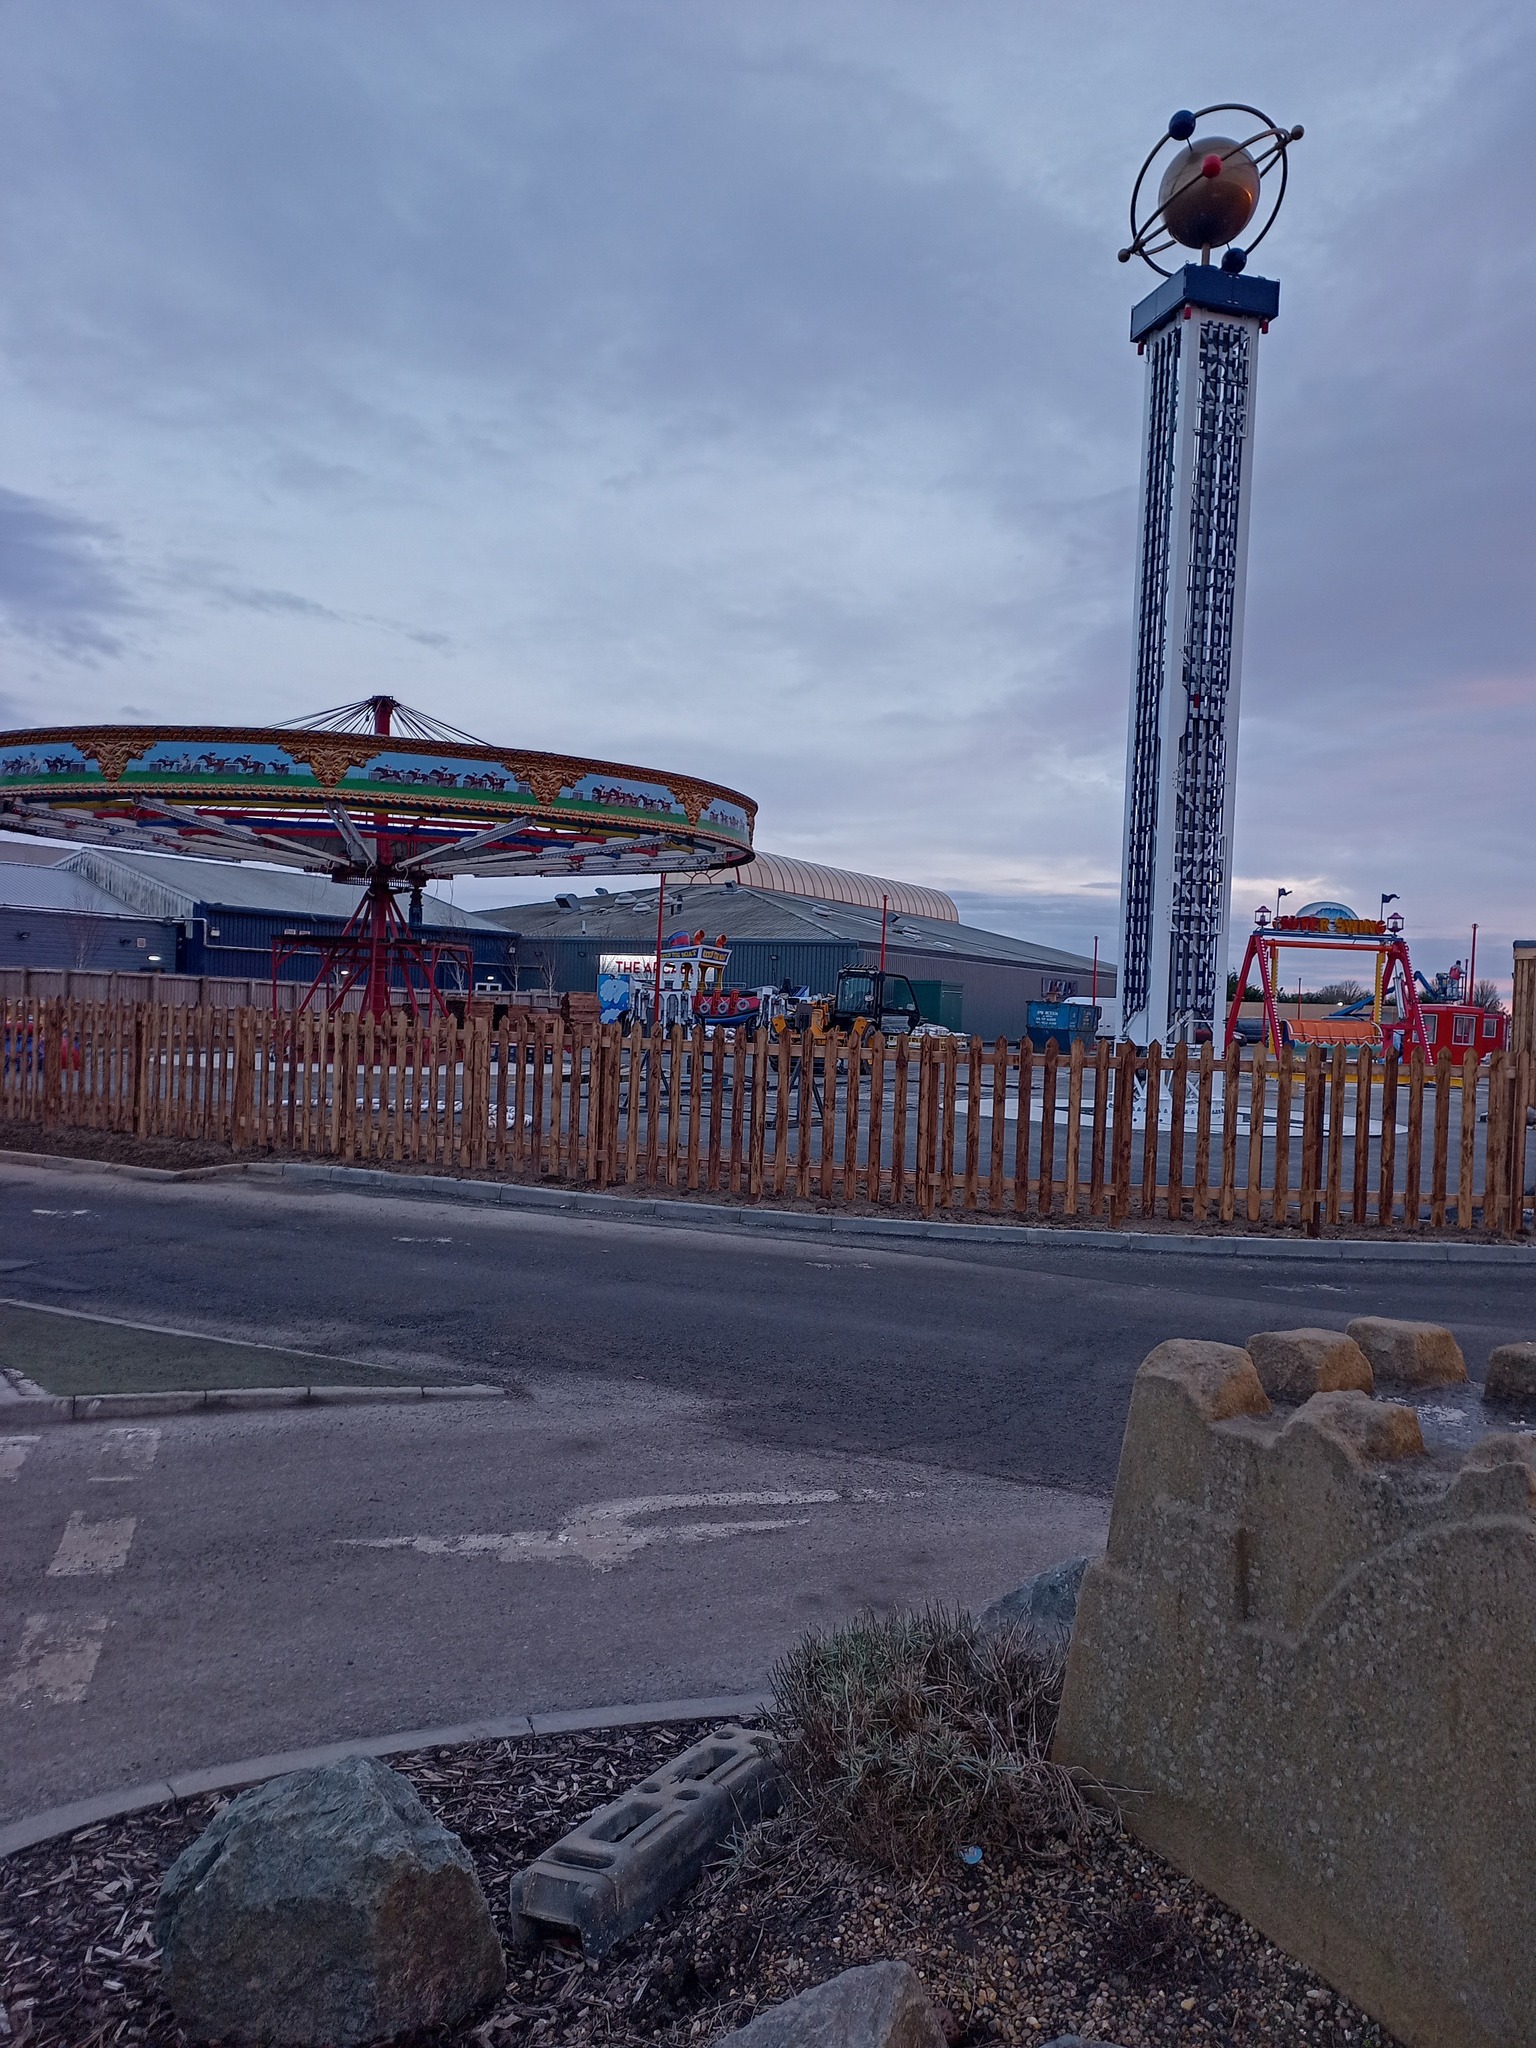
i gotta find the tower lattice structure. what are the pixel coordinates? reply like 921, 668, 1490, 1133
1115, 265, 1277, 1048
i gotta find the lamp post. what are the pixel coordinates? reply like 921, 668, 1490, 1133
1374, 895, 1399, 1027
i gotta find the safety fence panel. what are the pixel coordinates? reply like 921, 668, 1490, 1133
1, 999, 1531, 1236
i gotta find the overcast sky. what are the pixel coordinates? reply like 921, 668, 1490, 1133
0, 3, 1530, 984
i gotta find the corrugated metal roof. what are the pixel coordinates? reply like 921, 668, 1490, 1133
52, 847, 503, 929
694, 852, 957, 922
482, 883, 1104, 974
0, 860, 148, 916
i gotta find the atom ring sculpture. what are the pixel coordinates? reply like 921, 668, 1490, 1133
1120, 102, 1302, 276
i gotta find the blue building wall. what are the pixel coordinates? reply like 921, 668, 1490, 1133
175, 903, 517, 985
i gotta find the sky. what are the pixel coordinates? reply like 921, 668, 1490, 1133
0, 3, 1531, 987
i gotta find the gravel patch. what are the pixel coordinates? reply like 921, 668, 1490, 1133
0, 1723, 1401, 2047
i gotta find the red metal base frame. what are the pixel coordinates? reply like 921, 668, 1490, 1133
270, 873, 472, 1020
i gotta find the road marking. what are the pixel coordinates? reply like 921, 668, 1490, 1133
0, 1436, 40, 1482
47, 1511, 137, 1577
0, 1613, 109, 1705
394, 1236, 453, 1244
30, 1208, 91, 1217
345, 1487, 890, 1572
90, 1427, 161, 1482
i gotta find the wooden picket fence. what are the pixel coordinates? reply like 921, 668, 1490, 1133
3, 997, 1533, 1235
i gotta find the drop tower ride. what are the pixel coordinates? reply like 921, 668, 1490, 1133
1113, 105, 1302, 1048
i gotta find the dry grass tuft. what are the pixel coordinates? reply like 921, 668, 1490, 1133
770, 1604, 1093, 1876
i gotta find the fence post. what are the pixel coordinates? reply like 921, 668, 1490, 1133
991, 1038, 1010, 1212
1459, 1050, 1479, 1229
1246, 1044, 1267, 1225
1377, 1051, 1399, 1229
1219, 1041, 1241, 1224
1166, 1040, 1188, 1222
1270, 1044, 1293, 1227
1325, 1047, 1348, 1226
230, 1009, 254, 1152
889, 1032, 909, 1207
1138, 1041, 1161, 1216
1037, 1039, 1058, 1218
1110, 1041, 1136, 1225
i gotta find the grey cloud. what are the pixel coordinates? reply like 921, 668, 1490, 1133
0, 2, 1528, 974
0, 488, 132, 654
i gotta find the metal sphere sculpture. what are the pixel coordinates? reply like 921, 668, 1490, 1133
1119, 103, 1302, 274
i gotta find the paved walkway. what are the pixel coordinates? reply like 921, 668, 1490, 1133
3, 1161, 1534, 1824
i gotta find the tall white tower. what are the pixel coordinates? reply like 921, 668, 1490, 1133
1112, 106, 1300, 1048
1116, 264, 1276, 1047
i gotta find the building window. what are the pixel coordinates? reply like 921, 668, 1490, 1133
1482, 1014, 1498, 1040
1453, 1013, 1475, 1046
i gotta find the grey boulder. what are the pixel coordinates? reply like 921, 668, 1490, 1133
157, 1754, 505, 2045
977, 1555, 1089, 1647
710, 1960, 945, 2047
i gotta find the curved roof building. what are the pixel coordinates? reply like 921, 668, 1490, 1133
696, 852, 957, 923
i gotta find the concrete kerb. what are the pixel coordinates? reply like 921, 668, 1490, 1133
0, 1693, 775, 1860
3, 1145, 1533, 1263
254, 1160, 1536, 1265
0, 1383, 506, 1424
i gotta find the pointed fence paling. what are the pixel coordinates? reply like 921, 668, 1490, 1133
1, 996, 1530, 1234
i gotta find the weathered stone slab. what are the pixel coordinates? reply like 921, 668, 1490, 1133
1245, 1328, 1373, 1401
1344, 1315, 1466, 1388
1484, 1341, 1536, 1404
976, 1555, 1089, 1646
1054, 1337, 1536, 2048
157, 1755, 504, 2045
709, 1961, 946, 2047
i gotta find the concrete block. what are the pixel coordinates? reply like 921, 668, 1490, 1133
1245, 1327, 1373, 1401
513, 1724, 782, 1958
1484, 1342, 1536, 1404
1344, 1315, 1466, 1388
1055, 1338, 1536, 2048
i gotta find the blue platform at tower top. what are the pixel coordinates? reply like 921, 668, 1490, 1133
1130, 264, 1280, 344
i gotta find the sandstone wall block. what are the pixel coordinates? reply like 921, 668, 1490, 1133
1054, 1338, 1536, 2048
1484, 1341, 1536, 1404
1344, 1316, 1465, 1388
157, 1755, 505, 2045
1245, 1328, 1373, 1402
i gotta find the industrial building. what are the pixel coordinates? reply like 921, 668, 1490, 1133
0, 839, 511, 985
0, 837, 1114, 1038
480, 856, 1114, 1042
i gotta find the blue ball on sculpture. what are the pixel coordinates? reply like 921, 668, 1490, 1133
1168, 109, 1196, 140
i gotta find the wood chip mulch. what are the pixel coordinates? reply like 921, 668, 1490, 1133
0, 1722, 1402, 2048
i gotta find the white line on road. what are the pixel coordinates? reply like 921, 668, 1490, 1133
46, 1511, 137, 1577
0, 1613, 109, 1705
89, 1427, 161, 1482
345, 1487, 891, 1571
0, 1436, 40, 1482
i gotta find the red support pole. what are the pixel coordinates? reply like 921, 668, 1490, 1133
654, 872, 667, 1016
1224, 932, 1260, 1050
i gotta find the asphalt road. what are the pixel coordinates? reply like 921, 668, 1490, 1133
3, 1161, 1535, 1824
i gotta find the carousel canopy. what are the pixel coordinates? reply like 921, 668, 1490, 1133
0, 697, 754, 886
